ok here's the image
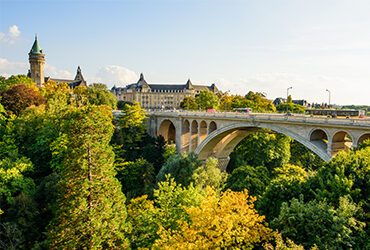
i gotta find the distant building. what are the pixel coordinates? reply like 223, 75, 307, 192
111, 73, 219, 110
27, 36, 87, 88
273, 97, 308, 107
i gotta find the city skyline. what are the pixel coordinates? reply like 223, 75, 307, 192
1, 0, 370, 105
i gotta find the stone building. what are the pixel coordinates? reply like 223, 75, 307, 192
111, 73, 219, 110
27, 36, 87, 88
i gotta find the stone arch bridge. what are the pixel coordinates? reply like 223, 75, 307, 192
146, 111, 370, 170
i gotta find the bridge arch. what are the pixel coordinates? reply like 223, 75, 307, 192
309, 128, 329, 151
199, 120, 207, 144
158, 119, 176, 144
182, 119, 190, 152
195, 122, 331, 167
190, 120, 199, 151
208, 121, 217, 134
331, 130, 353, 155
358, 133, 370, 145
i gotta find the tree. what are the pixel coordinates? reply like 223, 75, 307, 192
180, 96, 198, 110
115, 158, 155, 201
153, 187, 272, 249
40, 80, 71, 109
228, 132, 291, 173
1, 84, 46, 116
48, 105, 130, 249
271, 196, 366, 249
289, 140, 324, 170
86, 83, 117, 109
156, 152, 202, 187
276, 103, 305, 113
15, 105, 61, 182
163, 143, 177, 163
218, 92, 233, 111
287, 94, 292, 104
117, 100, 133, 110
231, 91, 276, 112
225, 165, 270, 198
127, 177, 201, 249
196, 91, 220, 110
0, 116, 35, 205
192, 157, 227, 190
258, 164, 309, 221
114, 101, 147, 128
308, 146, 370, 211
0, 75, 36, 92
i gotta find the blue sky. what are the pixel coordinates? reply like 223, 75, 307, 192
1, 0, 369, 105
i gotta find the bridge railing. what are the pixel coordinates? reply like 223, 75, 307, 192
147, 110, 370, 127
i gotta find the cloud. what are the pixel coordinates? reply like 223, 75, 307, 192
93, 65, 138, 87
45, 64, 74, 79
0, 57, 74, 80
8, 25, 20, 38
0, 58, 28, 75
0, 25, 21, 44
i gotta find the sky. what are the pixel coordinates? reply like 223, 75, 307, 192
0, 0, 369, 105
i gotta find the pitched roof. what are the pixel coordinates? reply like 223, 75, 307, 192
30, 35, 44, 55
148, 84, 186, 90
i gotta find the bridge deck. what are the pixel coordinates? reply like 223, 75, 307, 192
148, 111, 370, 128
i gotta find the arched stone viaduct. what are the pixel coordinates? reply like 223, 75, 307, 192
147, 111, 370, 170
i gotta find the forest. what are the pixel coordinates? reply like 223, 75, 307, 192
0, 75, 369, 249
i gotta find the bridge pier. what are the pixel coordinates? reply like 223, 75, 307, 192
216, 156, 230, 172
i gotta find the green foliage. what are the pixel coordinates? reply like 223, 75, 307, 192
225, 165, 270, 197
48, 105, 130, 249
156, 152, 202, 187
115, 101, 147, 128
276, 103, 305, 113
228, 132, 291, 172
289, 140, 324, 170
0, 222, 24, 250
218, 93, 233, 111
85, 83, 117, 109
0, 84, 46, 116
154, 187, 272, 249
16, 105, 61, 182
231, 91, 276, 112
192, 157, 227, 190
112, 102, 166, 175
0, 116, 35, 205
180, 96, 199, 110
264, 232, 307, 250
0, 75, 35, 92
5, 193, 39, 249
163, 143, 177, 163
117, 100, 133, 110
287, 94, 292, 103
258, 164, 309, 221
196, 90, 220, 110
271, 196, 366, 249
309, 146, 370, 209
127, 177, 201, 249
115, 158, 155, 201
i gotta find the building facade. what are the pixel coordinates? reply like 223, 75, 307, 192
111, 73, 219, 110
28, 36, 87, 88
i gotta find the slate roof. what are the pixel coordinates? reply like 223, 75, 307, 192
111, 73, 218, 93
30, 35, 43, 55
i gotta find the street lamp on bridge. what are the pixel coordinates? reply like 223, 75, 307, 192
224, 90, 230, 115
326, 89, 331, 107
286, 86, 292, 114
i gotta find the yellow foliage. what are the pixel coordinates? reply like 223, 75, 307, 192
154, 187, 272, 249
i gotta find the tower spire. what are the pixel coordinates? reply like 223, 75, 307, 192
29, 35, 45, 86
